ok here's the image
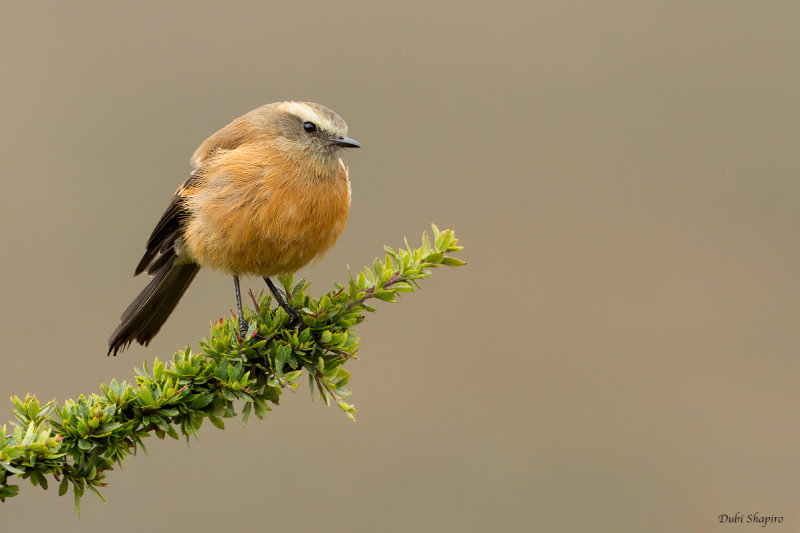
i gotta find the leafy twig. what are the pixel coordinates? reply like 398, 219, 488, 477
0, 224, 465, 513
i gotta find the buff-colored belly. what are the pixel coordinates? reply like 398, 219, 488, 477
182, 168, 350, 276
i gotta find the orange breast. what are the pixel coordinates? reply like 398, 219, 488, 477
181, 146, 350, 276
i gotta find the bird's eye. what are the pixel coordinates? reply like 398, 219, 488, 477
303, 121, 317, 133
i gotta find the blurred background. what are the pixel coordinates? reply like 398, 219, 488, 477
3, 1, 799, 531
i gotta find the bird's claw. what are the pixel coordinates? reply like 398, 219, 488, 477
287, 308, 304, 328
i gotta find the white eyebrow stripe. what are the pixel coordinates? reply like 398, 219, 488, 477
279, 101, 335, 131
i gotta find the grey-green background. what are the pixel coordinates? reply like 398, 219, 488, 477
3, 1, 799, 531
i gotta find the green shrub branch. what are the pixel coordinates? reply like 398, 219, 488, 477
0, 224, 465, 513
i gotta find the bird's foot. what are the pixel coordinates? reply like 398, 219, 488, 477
264, 277, 304, 328
286, 306, 305, 329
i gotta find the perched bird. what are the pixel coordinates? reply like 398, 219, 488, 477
108, 101, 360, 356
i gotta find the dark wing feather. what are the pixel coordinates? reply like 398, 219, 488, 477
134, 173, 200, 275
109, 172, 203, 355
108, 257, 200, 355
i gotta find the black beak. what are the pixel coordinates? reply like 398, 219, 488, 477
330, 136, 361, 148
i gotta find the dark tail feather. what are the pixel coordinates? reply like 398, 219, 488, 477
108, 257, 200, 356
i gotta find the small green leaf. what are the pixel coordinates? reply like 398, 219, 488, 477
372, 290, 397, 302
137, 386, 155, 406
31, 470, 48, 489
0, 484, 20, 502
87, 484, 107, 504
59, 477, 69, 496
207, 414, 225, 430
336, 402, 357, 421
424, 251, 444, 264
441, 257, 467, 267
391, 281, 415, 292
0, 461, 24, 475
74, 484, 83, 517
240, 402, 252, 428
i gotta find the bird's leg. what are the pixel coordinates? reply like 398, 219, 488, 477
264, 277, 303, 327
233, 275, 248, 337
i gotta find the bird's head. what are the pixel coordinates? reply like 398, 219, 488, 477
270, 101, 360, 161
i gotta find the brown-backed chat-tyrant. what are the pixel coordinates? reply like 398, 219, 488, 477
108, 102, 359, 356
